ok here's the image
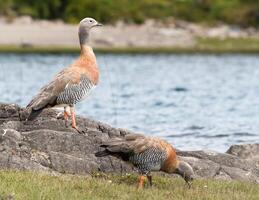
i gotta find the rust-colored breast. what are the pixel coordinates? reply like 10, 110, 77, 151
160, 142, 178, 173
71, 46, 99, 85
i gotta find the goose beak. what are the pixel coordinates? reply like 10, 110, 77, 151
96, 22, 103, 26
186, 180, 192, 189
185, 176, 194, 189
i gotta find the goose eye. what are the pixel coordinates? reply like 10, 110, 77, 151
89, 20, 93, 23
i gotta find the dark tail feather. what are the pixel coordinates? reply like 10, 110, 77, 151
95, 150, 110, 157
27, 109, 43, 120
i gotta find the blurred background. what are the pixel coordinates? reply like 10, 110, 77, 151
1, 0, 259, 25
0, 0, 259, 152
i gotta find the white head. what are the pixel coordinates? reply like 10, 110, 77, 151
78, 17, 102, 45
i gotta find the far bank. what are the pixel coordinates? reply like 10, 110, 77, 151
1, 37, 259, 54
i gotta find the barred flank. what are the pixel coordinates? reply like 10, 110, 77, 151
57, 75, 94, 105
129, 148, 167, 174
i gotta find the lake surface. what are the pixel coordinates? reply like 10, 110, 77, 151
0, 53, 259, 152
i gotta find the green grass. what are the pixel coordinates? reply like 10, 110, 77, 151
0, 46, 80, 54
1, 37, 259, 54
0, 45, 193, 54
196, 37, 259, 53
0, 171, 258, 200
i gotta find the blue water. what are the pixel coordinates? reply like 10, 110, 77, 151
1, 53, 259, 152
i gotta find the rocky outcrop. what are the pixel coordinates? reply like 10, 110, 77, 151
0, 103, 258, 183
0, 103, 134, 175
226, 143, 259, 165
178, 149, 259, 183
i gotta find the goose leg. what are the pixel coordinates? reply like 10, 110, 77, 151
70, 106, 84, 134
138, 175, 146, 189
147, 174, 152, 187
64, 106, 70, 127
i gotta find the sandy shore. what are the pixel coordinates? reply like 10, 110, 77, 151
1, 16, 259, 49
0, 16, 194, 48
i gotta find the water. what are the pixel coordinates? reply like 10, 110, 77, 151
0, 53, 259, 152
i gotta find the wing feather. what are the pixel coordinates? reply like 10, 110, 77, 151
27, 68, 81, 111
101, 134, 169, 154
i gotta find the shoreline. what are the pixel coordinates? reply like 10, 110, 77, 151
1, 16, 259, 54
1, 38, 259, 54
0, 103, 258, 184
1, 46, 259, 55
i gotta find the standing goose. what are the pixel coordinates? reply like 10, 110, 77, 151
26, 17, 102, 133
95, 133, 194, 188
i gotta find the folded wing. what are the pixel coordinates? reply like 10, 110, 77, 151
26, 68, 82, 119
99, 134, 168, 155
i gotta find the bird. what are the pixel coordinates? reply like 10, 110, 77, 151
95, 133, 194, 188
26, 17, 102, 133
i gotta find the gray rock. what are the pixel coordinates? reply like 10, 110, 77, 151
0, 103, 258, 183
178, 150, 259, 183
227, 143, 259, 159
0, 103, 133, 175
